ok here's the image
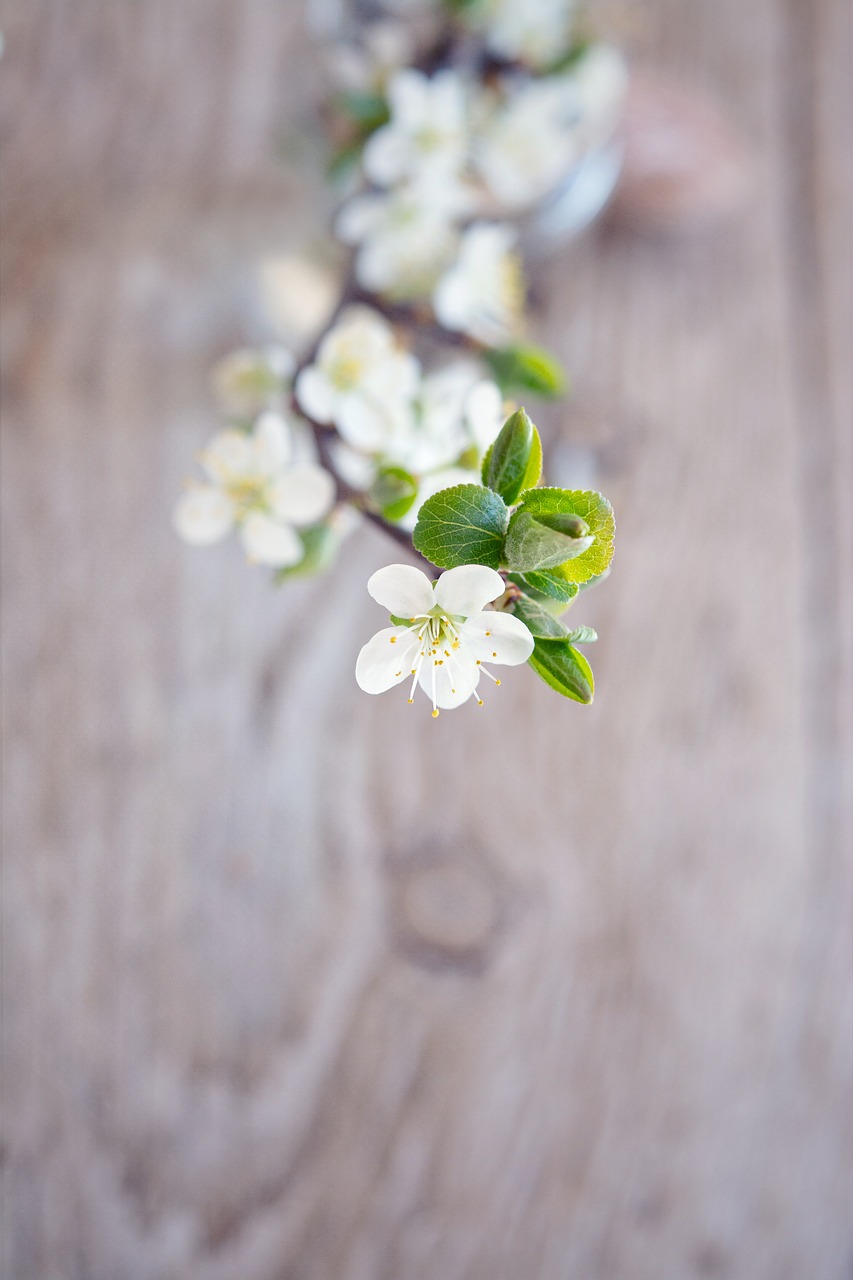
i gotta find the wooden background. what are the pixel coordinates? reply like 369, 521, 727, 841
2, 2, 851, 1277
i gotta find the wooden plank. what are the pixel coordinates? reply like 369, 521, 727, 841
1, 2, 850, 1278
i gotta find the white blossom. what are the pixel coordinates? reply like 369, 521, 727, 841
476, 0, 579, 68
570, 45, 629, 148
295, 306, 420, 451
211, 346, 295, 418
174, 412, 335, 567
433, 222, 525, 346
363, 69, 470, 187
386, 363, 503, 472
336, 186, 463, 300
475, 78, 583, 209
356, 564, 534, 713
259, 254, 340, 345
325, 21, 416, 93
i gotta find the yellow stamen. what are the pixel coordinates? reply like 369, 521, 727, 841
432, 709, 439, 718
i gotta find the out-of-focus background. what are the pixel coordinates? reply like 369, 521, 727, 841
2, 2, 851, 1278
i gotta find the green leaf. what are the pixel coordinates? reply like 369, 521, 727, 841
541, 38, 593, 76
485, 344, 568, 400
275, 523, 338, 582
528, 638, 595, 704
515, 487, 615, 584
503, 510, 594, 571
483, 408, 540, 505
333, 90, 390, 130
578, 568, 611, 593
327, 143, 362, 181
512, 594, 570, 639
519, 426, 543, 492
534, 511, 589, 537
512, 570, 579, 605
565, 625, 598, 645
412, 484, 509, 569
369, 466, 418, 523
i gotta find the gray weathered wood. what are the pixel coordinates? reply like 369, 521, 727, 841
2, 2, 851, 1278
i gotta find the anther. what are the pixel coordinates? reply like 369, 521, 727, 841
477, 699, 484, 706
432, 709, 439, 718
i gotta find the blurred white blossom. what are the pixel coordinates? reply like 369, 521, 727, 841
336, 185, 464, 299
259, 254, 341, 345
363, 69, 471, 187
174, 412, 335, 567
570, 44, 629, 148
295, 306, 420, 450
433, 222, 524, 345
476, 0, 579, 68
211, 346, 295, 418
475, 78, 584, 208
325, 21, 416, 92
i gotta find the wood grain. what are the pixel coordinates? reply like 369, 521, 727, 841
2, 2, 851, 1278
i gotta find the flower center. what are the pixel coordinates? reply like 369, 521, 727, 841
330, 355, 364, 391
399, 612, 502, 716
225, 476, 268, 518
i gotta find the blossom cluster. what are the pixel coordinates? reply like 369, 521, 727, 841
294, 305, 506, 525
332, 17, 627, 343
174, 0, 622, 713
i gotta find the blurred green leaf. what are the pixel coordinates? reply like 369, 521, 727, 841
485, 344, 568, 400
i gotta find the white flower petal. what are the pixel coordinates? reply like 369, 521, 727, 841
201, 430, 256, 483
295, 366, 336, 424
268, 465, 335, 527
388, 68, 429, 128
330, 439, 378, 490
335, 194, 386, 244
367, 564, 435, 617
417, 650, 480, 709
362, 128, 411, 185
465, 380, 505, 450
336, 393, 391, 451
434, 565, 505, 616
356, 626, 421, 694
173, 486, 235, 545
433, 271, 472, 332
239, 513, 304, 567
459, 612, 534, 665
252, 411, 293, 473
